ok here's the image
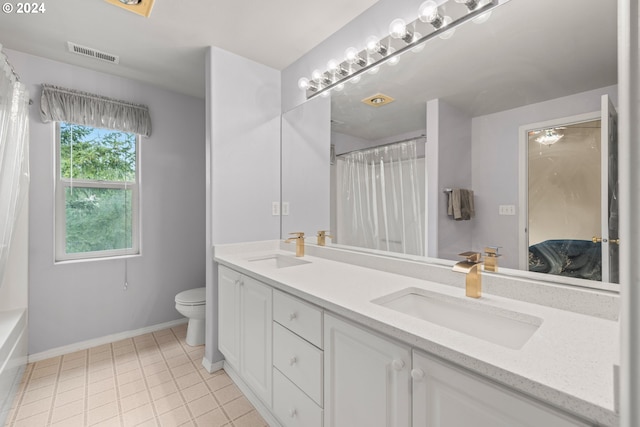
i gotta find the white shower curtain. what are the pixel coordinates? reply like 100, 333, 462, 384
336, 140, 424, 256
0, 46, 30, 282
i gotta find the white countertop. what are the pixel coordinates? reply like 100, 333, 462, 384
214, 240, 619, 426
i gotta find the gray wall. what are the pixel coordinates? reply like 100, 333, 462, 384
427, 99, 473, 260
205, 47, 281, 367
6, 49, 206, 355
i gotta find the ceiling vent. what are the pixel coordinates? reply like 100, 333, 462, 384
67, 42, 120, 65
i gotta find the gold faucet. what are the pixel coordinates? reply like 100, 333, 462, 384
483, 246, 501, 272
285, 232, 305, 257
453, 251, 483, 298
316, 230, 332, 246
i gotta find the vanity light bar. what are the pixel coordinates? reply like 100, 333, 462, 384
299, 0, 497, 100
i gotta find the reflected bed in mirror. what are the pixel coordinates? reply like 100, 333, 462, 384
284, 0, 619, 290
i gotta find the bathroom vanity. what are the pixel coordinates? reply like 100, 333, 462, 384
213, 240, 619, 427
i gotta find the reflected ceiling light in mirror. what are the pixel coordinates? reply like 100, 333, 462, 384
418, 1, 445, 29
297, 0, 497, 99
389, 19, 414, 43
328, 59, 349, 78
345, 47, 367, 67
366, 36, 388, 56
297, 77, 318, 92
533, 129, 565, 146
455, 0, 479, 11
386, 47, 400, 65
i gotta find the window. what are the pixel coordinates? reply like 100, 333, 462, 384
55, 122, 140, 261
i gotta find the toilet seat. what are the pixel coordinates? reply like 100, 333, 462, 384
175, 287, 206, 306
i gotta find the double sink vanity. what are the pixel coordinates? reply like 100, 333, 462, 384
213, 239, 619, 427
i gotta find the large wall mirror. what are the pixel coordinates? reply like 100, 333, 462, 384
282, 0, 618, 289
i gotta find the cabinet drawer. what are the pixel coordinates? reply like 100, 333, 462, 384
274, 290, 323, 348
273, 368, 323, 427
273, 322, 323, 406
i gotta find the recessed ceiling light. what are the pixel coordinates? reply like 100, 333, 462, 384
361, 93, 395, 107
104, 0, 155, 17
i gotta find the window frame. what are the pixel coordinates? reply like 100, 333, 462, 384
54, 122, 141, 262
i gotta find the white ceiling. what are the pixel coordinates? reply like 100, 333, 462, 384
0, 0, 379, 99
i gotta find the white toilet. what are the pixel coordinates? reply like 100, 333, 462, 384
175, 287, 206, 346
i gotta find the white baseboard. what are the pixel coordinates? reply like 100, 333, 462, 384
223, 362, 282, 427
201, 356, 224, 373
28, 318, 188, 363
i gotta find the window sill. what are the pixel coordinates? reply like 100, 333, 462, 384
54, 253, 141, 265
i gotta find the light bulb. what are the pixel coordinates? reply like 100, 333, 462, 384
350, 74, 361, 84
385, 47, 399, 66
298, 77, 310, 90
345, 47, 366, 67
321, 90, 331, 98
327, 59, 340, 73
311, 69, 323, 82
389, 18, 407, 39
334, 83, 345, 92
365, 36, 379, 54
418, 1, 439, 23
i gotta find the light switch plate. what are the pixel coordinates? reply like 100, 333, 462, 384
271, 202, 280, 216
499, 205, 516, 215
282, 202, 290, 216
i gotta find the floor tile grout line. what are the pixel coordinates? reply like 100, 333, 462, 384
82, 350, 90, 427
133, 332, 163, 425
170, 325, 227, 424
156, 328, 196, 424
110, 342, 125, 427
44, 355, 63, 426
7, 361, 34, 425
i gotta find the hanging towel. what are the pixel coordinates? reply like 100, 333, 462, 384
447, 189, 475, 220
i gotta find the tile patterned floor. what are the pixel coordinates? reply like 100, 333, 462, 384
4, 324, 267, 427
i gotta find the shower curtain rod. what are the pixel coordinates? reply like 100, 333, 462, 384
336, 134, 426, 157
1, 49, 32, 105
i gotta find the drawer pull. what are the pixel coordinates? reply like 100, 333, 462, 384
289, 356, 298, 366
289, 312, 298, 321
392, 359, 405, 371
289, 409, 297, 418
411, 368, 425, 380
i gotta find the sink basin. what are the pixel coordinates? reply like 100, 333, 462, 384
248, 254, 311, 269
372, 288, 542, 349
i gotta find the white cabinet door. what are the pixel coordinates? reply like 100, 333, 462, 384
324, 314, 411, 427
412, 350, 591, 427
240, 275, 273, 406
218, 265, 240, 370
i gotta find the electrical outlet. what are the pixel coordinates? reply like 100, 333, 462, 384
499, 205, 516, 215
282, 202, 290, 216
271, 202, 280, 216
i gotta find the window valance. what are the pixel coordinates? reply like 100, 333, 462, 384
40, 84, 152, 137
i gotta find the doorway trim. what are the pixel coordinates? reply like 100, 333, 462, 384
518, 110, 600, 271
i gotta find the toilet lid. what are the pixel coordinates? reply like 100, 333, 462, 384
175, 287, 206, 305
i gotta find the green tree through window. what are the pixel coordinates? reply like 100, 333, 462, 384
57, 123, 139, 259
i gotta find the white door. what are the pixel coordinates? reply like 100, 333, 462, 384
239, 275, 272, 406
412, 350, 589, 427
324, 314, 411, 427
598, 94, 619, 283
217, 265, 240, 369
